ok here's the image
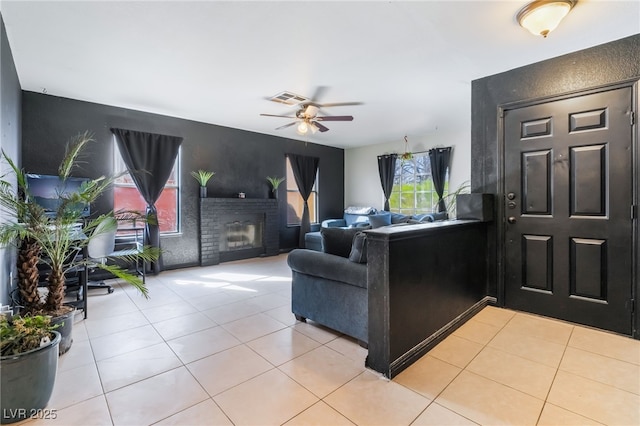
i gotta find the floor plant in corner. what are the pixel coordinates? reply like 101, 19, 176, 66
0, 313, 61, 424
0, 132, 159, 355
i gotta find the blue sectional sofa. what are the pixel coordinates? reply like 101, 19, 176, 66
304, 208, 448, 251
304, 206, 377, 251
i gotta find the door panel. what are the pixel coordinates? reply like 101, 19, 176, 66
504, 87, 633, 335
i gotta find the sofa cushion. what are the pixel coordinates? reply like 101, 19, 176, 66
348, 232, 368, 263
304, 231, 323, 251
390, 213, 410, 224
321, 227, 361, 258
346, 215, 371, 227
368, 212, 392, 228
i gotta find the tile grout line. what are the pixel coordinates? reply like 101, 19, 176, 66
533, 324, 574, 426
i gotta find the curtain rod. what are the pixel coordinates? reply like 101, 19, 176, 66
378, 147, 452, 158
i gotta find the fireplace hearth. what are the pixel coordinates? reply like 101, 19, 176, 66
199, 198, 278, 265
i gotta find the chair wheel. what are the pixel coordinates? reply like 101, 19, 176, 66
108, 288, 114, 294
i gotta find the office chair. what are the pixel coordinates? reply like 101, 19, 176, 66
86, 218, 117, 294
86, 217, 146, 294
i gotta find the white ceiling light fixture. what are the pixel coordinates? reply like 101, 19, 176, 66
297, 121, 309, 135
297, 120, 319, 135
517, 0, 576, 38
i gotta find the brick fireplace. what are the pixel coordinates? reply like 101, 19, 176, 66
199, 198, 279, 265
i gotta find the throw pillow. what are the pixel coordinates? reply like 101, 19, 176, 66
348, 232, 368, 263
321, 227, 361, 258
368, 212, 392, 228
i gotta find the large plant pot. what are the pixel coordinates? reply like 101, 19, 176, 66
50, 308, 75, 355
0, 331, 61, 424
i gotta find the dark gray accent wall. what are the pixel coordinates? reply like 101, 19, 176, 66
0, 14, 22, 305
471, 34, 639, 300
21, 92, 344, 269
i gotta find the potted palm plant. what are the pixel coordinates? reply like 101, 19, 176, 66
0, 132, 159, 354
266, 176, 284, 199
0, 313, 60, 424
190, 169, 215, 198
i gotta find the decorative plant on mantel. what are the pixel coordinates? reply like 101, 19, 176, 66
266, 176, 285, 199
191, 169, 215, 198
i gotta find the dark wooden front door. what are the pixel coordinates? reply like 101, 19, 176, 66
504, 87, 634, 335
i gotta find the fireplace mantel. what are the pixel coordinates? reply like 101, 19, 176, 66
199, 198, 279, 265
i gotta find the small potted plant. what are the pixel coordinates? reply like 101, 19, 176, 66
266, 176, 284, 199
191, 170, 215, 198
0, 313, 61, 424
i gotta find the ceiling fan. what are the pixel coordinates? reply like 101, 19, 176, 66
260, 88, 361, 135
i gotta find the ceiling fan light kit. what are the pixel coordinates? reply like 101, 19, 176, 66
297, 121, 319, 135
517, 0, 576, 38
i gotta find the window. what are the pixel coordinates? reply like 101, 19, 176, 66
389, 153, 447, 215
286, 156, 318, 226
113, 142, 180, 234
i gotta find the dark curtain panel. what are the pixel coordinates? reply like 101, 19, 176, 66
377, 154, 397, 211
287, 153, 320, 247
429, 147, 452, 213
111, 128, 183, 274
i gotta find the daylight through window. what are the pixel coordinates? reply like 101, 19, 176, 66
389, 152, 447, 215
286, 156, 318, 226
113, 142, 180, 234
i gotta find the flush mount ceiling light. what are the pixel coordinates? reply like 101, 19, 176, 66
517, 0, 576, 38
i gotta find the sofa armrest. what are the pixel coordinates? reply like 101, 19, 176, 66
322, 219, 347, 228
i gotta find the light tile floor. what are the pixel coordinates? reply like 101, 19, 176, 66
18, 254, 640, 426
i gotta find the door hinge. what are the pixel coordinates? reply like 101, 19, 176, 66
629, 299, 636, 313
632, 204, 638, 220
631, 111, 636, 126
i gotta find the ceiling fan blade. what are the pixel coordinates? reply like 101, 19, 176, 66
315, 115, 354, 122
316, 101, 363, 108
312, 121, 330, 132
260, 113, 296, 119
275, 122, 297, 130
309, 86, 328, 103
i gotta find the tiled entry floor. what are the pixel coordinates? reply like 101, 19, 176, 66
18, 254, 640, 425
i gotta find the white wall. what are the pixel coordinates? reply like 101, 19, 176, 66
344, 127, 471, 210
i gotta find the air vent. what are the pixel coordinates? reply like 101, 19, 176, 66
269, 91, 309, 106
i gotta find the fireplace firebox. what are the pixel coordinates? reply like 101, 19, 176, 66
199, 198, 278, 265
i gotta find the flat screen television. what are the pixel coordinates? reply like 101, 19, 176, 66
26, 174, 91, 218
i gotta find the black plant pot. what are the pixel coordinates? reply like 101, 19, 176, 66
199, 186, 207, 198
0, 331, 61, 424
269, 190, 278, 200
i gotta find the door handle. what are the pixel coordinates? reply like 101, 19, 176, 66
508, 216, 517, 224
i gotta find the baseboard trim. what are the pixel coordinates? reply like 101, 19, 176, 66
386, 296, 496, 378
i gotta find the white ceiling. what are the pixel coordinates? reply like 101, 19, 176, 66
1, 1, 638, 149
